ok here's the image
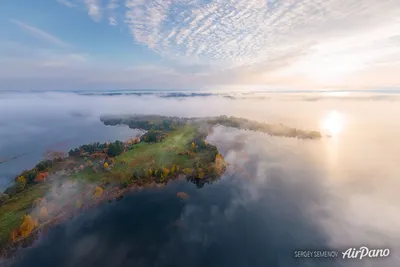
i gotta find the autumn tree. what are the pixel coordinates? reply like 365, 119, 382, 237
215, 153, 225, 174
15, 175, 27, 191
20, 215, 34, 237
34, 172, 48, 183
103, 162, 109, 169
40, 206, 48, 220
191, 142, 196, 150
16, 175, 27, 185
93, 186, 104, 199
161, 168, 170, 179
183, 168, 193, 176
197, 168, 205, 179
171, 165, 176, 174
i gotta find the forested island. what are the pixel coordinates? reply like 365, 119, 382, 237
0, 115, 321, 258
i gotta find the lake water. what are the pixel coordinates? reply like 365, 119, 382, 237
0, 115, 140, 190
1, 91, 400, 267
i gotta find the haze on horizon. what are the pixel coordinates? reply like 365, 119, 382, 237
1, 0, 400, 91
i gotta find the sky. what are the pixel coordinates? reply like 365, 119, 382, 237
1, 0, 400, 91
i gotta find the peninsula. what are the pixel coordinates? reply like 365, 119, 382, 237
0, 115, 321, 257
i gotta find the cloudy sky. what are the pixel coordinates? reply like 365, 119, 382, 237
1, 0, 399, 91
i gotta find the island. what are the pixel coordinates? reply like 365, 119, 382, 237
0, 115, 322, 258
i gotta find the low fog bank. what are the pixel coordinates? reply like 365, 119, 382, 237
2, 90, 400, 132
2, 91, 400, 266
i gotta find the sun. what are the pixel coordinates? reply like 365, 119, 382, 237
321, 111, 345, 137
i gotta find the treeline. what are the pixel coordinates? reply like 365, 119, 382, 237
100, 114, 322, 140
68, 141, 125, 157
100, 115, 187, 132
207, 115, 322, 139
141, 130, 168, 143
1, 159, 54, 201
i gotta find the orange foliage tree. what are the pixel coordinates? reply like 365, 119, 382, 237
40, 206, 48, 220
215, 153, 225, 174
20, 215, 34, 237
34, 172, 48, 183
161, 168, 170, 179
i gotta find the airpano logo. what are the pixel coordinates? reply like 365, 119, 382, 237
342, 246, 390, 260
293, 246, 391, 260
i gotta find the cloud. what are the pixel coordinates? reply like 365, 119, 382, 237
56, 0, 76, 8
107, 0, 119, 26
10, 19, 72, 49
84, 0, 102, 21
122, 0, 400, 69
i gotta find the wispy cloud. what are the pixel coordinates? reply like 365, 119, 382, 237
56, 0, 76, 8
107, 0, 119, 26
122, 0, 400, 70
84, 0, 102, 21
10, 19, 72, 49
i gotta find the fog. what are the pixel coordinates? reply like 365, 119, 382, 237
1, 91, 400, 267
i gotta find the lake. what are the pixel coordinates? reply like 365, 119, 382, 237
1, 91, 399, 267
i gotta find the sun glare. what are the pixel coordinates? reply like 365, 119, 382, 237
322, 110, 345, 137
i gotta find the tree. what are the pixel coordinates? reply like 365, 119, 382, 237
20, 215, 34, 237
16, 175, 26, 184
162, 168, 170, 179
191, 142, 195, 150
16, 176, 27, 190
36, 160, 52, 171
93, 186, 103, 199
34, 172, 48, 183
171, 164, 177, 174
215, 153, 225, 174
40, 206, 48, 220
26, 171, 37, 183
104, 162, 109, 169
197, 168, 205, 179
183, 168, 193, 176
107, 141, 124, 157
147, 169, 153, 177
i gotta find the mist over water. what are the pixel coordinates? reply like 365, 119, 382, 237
1, 91, 400, 266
